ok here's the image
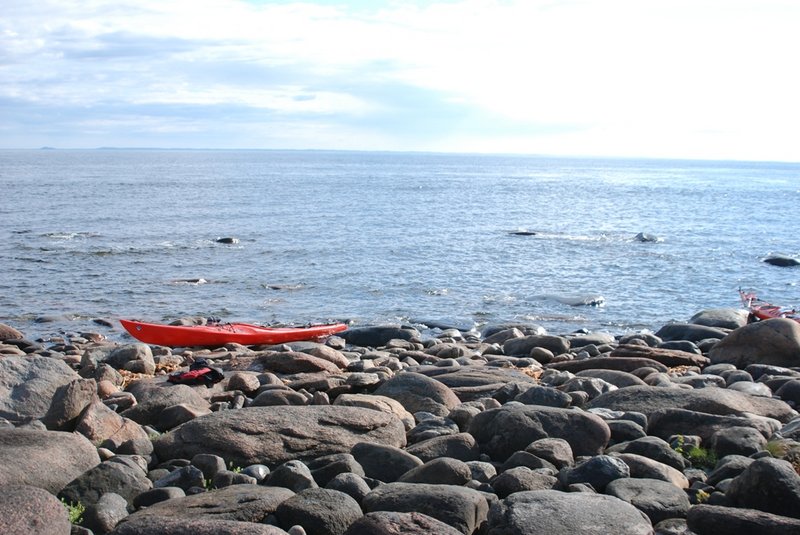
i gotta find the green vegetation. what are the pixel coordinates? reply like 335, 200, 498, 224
61, 498, 85, 524
672, 435, 718, 470
228, 461, 242, 473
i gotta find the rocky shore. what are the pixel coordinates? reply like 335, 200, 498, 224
2, 309, 800, 535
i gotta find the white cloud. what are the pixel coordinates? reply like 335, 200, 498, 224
1, 0, 799, 160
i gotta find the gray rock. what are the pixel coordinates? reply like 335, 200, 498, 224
655, 323, 728, 342
468, 405, 610, 460
0, 322, 24, 341
0, 484, 72, 535
122, 380, 211, 431
648, 408, 780, 442
407, 416, 460, 443
727, 381, 773, 397
486, 490, 653, 535
606, 477, 690, 524
325, 473, 372, 503
576, 369, 647, 388
118, 484, 295, 524
524, 437, 574, 469
266, 460, 318, 492
587, 384, 796, 423
213, 469, 258, 488
341, 326, 420, 347
490, 466, 558, 498
606, 436, 686, 470
763, 254, 800, 267
154, 406, 406, 467
689, 308, 749, 330
708, 426, 767, 457
110, 517, 291, 534
252, 387, 309, 406
0, 355, 78, 423
557, 455, 630, 492
82, 492, 129, 535
154, 465, 206, 491
76, 400, 152, 454
398, 457, 473, 485
513, 385, 572, 407
607, 419, 647, 444
687, 504, 800, 535
333, 394, 415, 431
351, 442, 423, 483
705, 455, 754, 486
610, 453, 689, 489
0, 428, 101, 493
306, 453, 364, 487
41, 377, 98, 431
58, 458, 153, 507
727, 457, 800, 518
709, 318, 800, 369
191, 453, 227, 480
133, 486, 186, 508
373, 372, 461, 417
106, 344, 156, 375
344, 511, 463, 535
405, 432, 480, 463
547, 356, 669, 374
501, 450, 557, 472
560, 376, 617, 400
503, 335, 569, 357
275, 488, 363, 535
250, 351, 341, 374
363, 482, 489, 535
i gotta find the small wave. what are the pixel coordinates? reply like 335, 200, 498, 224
42, 231, 101, 240
425, 288, 449, 296
171, 278, 209, 285
534, 294, 606, 307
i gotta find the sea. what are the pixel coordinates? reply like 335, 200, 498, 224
2, 149, 798, 342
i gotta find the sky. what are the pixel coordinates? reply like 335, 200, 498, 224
1, 0, 799, 161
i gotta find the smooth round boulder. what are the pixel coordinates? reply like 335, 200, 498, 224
606, 477, 690, 524
0, 356, 78, 423
486, 489, 653, 535
0, 484, 72, 535
727, 457, 800, 518
154, 406, 406, 467
468, 405, 610, 460
373, 372, 460, 417
0, 428, 101, 493
275, 488, 363, 535
709, 318, 800, 369
343, 511, 463, 535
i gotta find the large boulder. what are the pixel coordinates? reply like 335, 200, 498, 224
154, 406, 406, 467
709, 318, 800, 368
341, 326, 420, 347
486, 490, 653, 535
0, 428, 101, 493
0, 484, 72, 535
606, 477, 690, 524
0, 322, 24, 341
122, 484, 295, 525
468, 405, 610, 460
58, 458, 153, 507
121, 380, 211, 430
689, 308, 748, 330
373, 372, 461, 417
727, 457, 800, 518
362, 482, 489, 535
0, 356, 78, 423
344, 511, 463, 535
275, 488, 363, 535
654, 323, 728, 342
587, 385, 796, 423
333, 394, 415, 431
687, 504, 800, 535
110, 517, 291, 535
647, 408, 780, 442
41, 378, 99, 431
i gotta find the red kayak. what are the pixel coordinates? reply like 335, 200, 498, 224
740, 290, 800, 324
121, 319, 348, 347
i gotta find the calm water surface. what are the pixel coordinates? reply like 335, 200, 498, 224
1, 150, 798, 340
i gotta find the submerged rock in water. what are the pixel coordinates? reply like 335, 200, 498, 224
762, 254, 800, 267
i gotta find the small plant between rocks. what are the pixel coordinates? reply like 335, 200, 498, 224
61, 498, 85, 524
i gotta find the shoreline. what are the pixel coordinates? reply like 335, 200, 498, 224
1, 310, 800, 534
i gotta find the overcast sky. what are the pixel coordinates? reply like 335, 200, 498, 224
2, 0, 799, 161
